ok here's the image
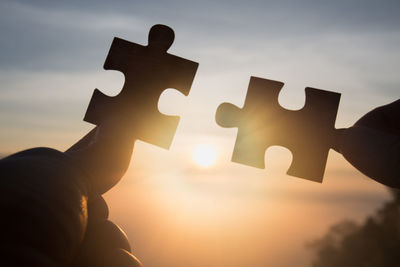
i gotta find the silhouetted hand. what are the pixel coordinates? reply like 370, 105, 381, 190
0, 121, 142, 266
333, 99, 400, 188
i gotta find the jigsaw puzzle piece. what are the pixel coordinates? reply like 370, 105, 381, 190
216, 77, 341, 182
84, 25, 198, 149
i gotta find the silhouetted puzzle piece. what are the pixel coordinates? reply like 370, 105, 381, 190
84, 24, 198, 149
216, 77, 341, 182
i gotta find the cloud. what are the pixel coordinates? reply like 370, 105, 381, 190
0, 0, 399, 152
1, 0, 400, 72
0, 1, 149, 71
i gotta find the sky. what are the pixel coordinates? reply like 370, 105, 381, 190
0, 0, 399, 266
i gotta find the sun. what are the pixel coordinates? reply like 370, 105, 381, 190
193, 144, 217, 167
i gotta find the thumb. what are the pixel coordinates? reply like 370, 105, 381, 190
333, 126, 400, 188
66, 120, 135, 194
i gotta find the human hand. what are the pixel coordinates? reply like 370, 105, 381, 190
0, 121, 142, 266
333, 99, 400, 188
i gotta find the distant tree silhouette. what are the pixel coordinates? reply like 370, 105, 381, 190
309, 189, 400, 267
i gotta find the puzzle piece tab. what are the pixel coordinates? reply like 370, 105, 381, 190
84, 24, 198, 149
216, 77, 341, 182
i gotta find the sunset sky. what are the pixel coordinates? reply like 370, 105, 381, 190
1, 1, 399, 266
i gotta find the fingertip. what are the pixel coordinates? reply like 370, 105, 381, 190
86, 220, 131, 252
73, 220, 132, 265
88, 194, 109, 220
332, 128, 347, 153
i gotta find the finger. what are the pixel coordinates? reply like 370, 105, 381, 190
355, 99, 400, 136
73, 219, 132, 265
332, 128, 346, 153
88, 194, 109, 220
65, 119, 135, 194
86, 219, 131, 252
337, 125, 400, 188
382, 98, 400, 116
102, 248, 143, 267
381, 99, 400, 136
66, 126, 98, 153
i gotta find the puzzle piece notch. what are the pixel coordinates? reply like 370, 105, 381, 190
216, 77, 341, 182
84, 24, 198, 149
